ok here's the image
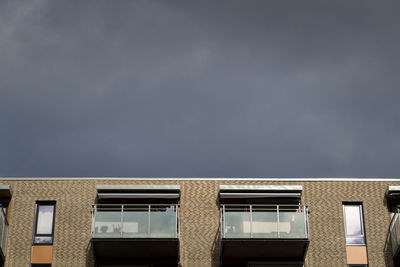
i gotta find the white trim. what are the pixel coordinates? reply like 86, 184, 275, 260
0, 184, 12, 197
0, 185, 11, 190
97, 193, 180, 199
97, 184, 180, 191
388, 186, 400, 191
220, 192, 301, 198
1, 177, 400, 182
219, 185, 302, 191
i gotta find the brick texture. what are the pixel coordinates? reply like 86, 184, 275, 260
0, 179, 398, 267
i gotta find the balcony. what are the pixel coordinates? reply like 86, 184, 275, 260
390, 212, 400, 263
0, 209, 8, 264
91, 204, 179, 262
220, 205, 309, 264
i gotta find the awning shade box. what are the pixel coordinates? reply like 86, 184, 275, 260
387, 186, 400, 206
0, 185, 12, 199
219, 185, 302, 204
96, 185, 180, 203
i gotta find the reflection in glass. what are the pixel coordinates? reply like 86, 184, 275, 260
34, 236, 53, 244
224, 209, 250, 238
36, 205, 54, 234
223, 205, 308, 239
150, 206, 176, 238
344, 206, 362, 235
343, 204, 365, 245
92, 204, 178, 238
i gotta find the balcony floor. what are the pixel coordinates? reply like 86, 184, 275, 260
92, 237, 179, 261
221, 238, 309, 262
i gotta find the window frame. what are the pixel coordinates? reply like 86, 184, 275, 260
343, 203, 366, 245
33, 201, 56, 245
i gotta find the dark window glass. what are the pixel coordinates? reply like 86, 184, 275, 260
343, 204, 365, 245
33, 202, 55, 244
31, 265, 51, 267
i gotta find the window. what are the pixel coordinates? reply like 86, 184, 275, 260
348, 265, 368, 267
31, 265, 51, 267
343, 203, 366, 245
33, 202, 55, 244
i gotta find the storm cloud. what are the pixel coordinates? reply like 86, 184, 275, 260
1, 0, 399, 177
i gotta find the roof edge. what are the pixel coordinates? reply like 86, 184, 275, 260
0, 177, 400, 182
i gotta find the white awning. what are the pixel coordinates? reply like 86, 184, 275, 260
97, 184, 180, 199
219, 185, 302, 199
0, 184, 12, 198
387, 186, 400, 198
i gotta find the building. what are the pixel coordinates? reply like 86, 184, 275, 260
0, 177, 399, 267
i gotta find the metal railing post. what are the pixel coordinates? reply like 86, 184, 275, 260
92, 205, 96, 237
148, 205, 151, 237
250, 205, 253, 238
175, 205, 178, 238
91, 205, 93, 236
219, 206, 222, 239
223, 205, 226, 238
121, 204, 124, 237
178, 205, 180, 239
2, 216, 6, 252
0, 212, 4, 250
277, 205, 280, 238
303, 206, 308, 238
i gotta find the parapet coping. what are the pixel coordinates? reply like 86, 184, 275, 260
0, 177, 399, 182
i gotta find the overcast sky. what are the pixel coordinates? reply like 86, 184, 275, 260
1, 1, 399, 178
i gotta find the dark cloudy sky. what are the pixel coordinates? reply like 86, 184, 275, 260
1, 1, 399, 178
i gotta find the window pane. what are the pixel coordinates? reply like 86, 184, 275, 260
36, 205, 54, 234
34, 236, 53, 244
344, 206, 362, 235
346, 236, 365, 245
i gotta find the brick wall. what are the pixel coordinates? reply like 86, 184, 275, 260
0, 179, 398, 267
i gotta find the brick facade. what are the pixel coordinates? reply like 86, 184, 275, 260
0, 178, 398, 267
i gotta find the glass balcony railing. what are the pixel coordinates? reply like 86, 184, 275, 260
0, 209, 8, 257
221, 205, 309, 239
390, 212, 400, 257
92, 204, 179, 239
